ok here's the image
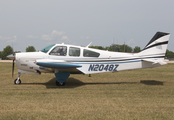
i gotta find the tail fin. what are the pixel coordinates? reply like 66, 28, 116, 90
137, 32, 170, 65
139, 32, 170, 57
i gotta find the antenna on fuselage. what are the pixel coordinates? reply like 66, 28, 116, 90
124, 39, 125, 52
86, 42, 92, 48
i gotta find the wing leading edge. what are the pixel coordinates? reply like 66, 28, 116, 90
35, 59, 82, 69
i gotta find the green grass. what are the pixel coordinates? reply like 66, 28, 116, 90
0, 63, 174, 120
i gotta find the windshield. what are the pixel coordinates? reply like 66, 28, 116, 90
41, 44, 55, 53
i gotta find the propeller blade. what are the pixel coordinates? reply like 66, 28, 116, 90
12, 60, 15, 77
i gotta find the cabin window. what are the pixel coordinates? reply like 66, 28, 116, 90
83, 49, 100, 57
49, 46, 67, 56
69, 47, 80, 57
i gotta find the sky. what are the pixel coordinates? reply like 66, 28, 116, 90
0, 0, 174, 52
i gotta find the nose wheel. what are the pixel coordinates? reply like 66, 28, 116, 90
14, 78, 21, 84
14, 72, 22, 85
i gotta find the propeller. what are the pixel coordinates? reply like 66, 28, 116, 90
12, 59, 15, 77
12, 48, 15, 78
7, 50, 16, 78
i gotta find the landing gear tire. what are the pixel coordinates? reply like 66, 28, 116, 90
56, 81, 65, 86
14, 79, 21, 84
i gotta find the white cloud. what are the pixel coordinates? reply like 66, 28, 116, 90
8, 35, 17, 43
41, 34, 52, 41
81, 36, 90, 39
41, 30, 68, 41
0, 35, 17, 43
27, 35, 38, 39
0, 36, 6, 41
51, 30, 65, 37
61, 36, 69, 40
126, 39, 136, 46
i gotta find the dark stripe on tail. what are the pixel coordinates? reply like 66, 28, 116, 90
143, 41, 168, 51
144, 32, 169, 49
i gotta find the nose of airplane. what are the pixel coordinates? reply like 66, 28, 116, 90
7, 54, 15, 60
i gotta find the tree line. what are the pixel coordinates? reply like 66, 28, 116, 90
0, 46, 36, 60
89, 44, 141, 53
0, 44, 174, 60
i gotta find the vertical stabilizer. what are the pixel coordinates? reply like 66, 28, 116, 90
138, 32, 170, 59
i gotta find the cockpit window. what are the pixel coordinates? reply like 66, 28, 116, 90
41, 44, 55, 53
83, 49, 100, 57
69, 47, 80, 57
49, 46, 67, 56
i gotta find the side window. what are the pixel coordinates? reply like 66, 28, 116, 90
83, 49, 100, 57
49, 46, 67, 56
69, 47, 80, 57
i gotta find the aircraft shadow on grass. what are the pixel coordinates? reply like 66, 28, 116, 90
140, 80, 163, 85
21, 78, 164, 89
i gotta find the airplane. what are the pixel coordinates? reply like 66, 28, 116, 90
7, 32, 170, 86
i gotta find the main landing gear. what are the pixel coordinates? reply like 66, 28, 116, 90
56, 81, 66, 86
14, 72, 21, 85
55, 72, 70, 86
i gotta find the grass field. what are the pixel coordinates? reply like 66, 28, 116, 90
0, 63, 174, 120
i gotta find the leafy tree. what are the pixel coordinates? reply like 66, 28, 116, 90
15, 51, 21, 53
2, 45, 13, 60
89, 44, 133, 52
117, 44, 132, 52
26, 46, 36, 52
0, 51, 2, 59
89, 46, 106, 50
107, 44, 119, 52
165, 49, 174, 58
107, 45, 113, 51
133, 46, 141, 53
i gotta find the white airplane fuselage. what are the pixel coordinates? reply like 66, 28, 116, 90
15, 44, 165, 75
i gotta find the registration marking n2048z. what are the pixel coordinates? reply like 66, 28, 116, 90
88, 64, 119, 72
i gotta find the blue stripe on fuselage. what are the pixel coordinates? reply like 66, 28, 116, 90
36, 62, 82, 68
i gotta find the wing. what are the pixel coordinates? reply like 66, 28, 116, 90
35, 59, 82, 68
35, 59, 82, 73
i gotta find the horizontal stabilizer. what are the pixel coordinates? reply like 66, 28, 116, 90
142, 59, 167, 65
